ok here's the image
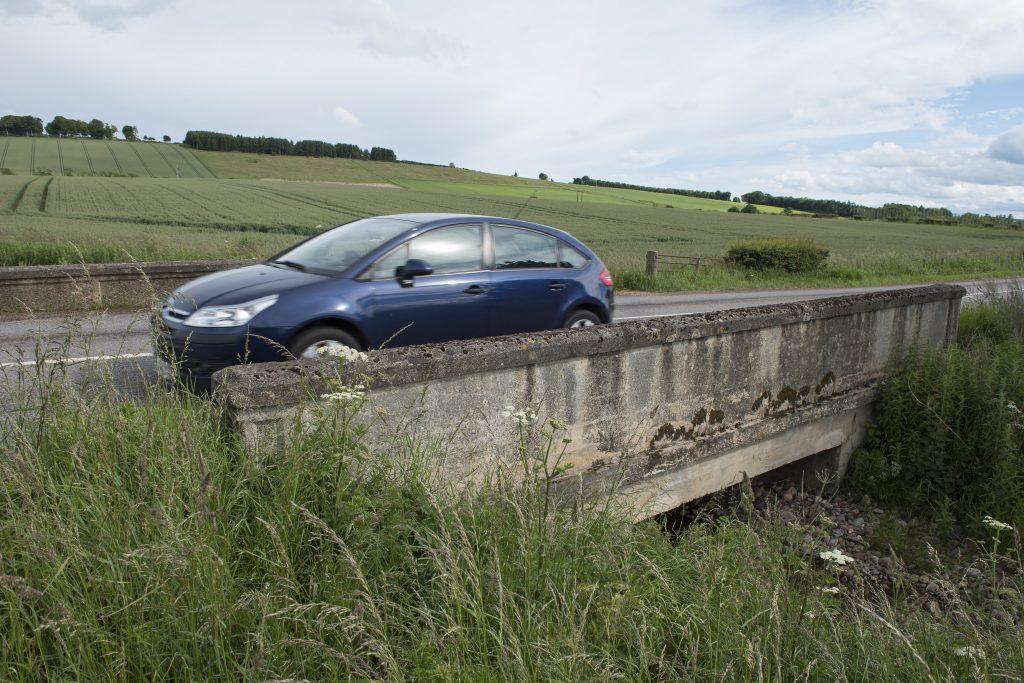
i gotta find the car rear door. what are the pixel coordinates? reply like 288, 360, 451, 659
486, 224, 571, 336
364, 223, 492, 347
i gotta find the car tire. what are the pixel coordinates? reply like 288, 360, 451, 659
288, 326, 362, 360
563, 309, 601, 329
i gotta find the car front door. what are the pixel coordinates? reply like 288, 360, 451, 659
364, 224, 491, 347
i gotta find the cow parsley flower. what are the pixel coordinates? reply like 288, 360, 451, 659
502, 406, 537, 426
954, 646, 985, 659
317, 345, 368, 362
982, 516, 1013, 532
819, 549, 854, 566
818, 586, 840, 594
321, 384, 366, 402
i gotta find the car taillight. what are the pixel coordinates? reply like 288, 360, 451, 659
599, 268, 613, 286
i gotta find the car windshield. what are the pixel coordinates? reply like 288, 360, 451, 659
271, 217, 417, 274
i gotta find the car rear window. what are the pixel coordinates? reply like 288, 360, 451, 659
492, 225, 558, 269
559, 241, 590, 268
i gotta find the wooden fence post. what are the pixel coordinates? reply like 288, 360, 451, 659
646, 251, 658, 276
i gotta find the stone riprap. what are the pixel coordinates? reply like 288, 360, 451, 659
214, 284, 964, 519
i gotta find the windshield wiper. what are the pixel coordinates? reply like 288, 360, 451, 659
272, 259, 307, 272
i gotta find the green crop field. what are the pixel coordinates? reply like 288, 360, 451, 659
0, 137, 212, 178
1, 145, 1023, 292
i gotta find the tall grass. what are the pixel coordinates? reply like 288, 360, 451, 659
617, 254, 1024, 293
2, 338, 1022, 678
849, 288, 1024, 534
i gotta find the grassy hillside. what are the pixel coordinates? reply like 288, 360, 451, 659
195, 149, 772, 213
0, 137, 213, 178
1, 146, 1022, 291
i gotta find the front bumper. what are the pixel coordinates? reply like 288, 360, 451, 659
153, 310, 285, 389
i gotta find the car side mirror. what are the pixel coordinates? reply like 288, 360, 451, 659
396, 258, 434, 287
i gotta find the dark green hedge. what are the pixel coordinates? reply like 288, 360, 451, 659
724, 239, 829, 272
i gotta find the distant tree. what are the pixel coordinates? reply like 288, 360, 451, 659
1, 114, 44, 136
740, 204, 759, 214
162, 135, 171, 142
46, 116, 89, 137
539, 172, 549, 181
87, 118, 116, 140
728, 206, 740, 213
513, 171, 517, 177
121, 125, 139, 141
369, 146, 396, 162
782, 207, 794, 215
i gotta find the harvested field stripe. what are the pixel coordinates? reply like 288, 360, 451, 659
171, 145, 208, 178
38, 176, 53, 212
182, 146, 217, 178
29, 138, 36, 174
0, 136, 9, 168
127, 143, 155, 177
81, 140, 96, 173
152, 144, 181, 176
57, 138, 65, 174
10, 177, 38, 213
238, 182, 367, 217
104, 141, 124, 175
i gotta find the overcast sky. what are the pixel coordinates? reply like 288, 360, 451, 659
3, 0, 1024, 214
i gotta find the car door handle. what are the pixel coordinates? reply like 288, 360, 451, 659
548, 282, 567, 291
464, 285, 486, 295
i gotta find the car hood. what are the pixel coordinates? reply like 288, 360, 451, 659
168, 263, 329, 312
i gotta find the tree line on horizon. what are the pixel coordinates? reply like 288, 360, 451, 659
741, 190, 1020, 228
1, 113, 169, 142
572, 175, 733, 202
183, 130, 397, 162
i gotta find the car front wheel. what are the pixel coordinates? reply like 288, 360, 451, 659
563, 309, 601, 329
288, 326, 362, 360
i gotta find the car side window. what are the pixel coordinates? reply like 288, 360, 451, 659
408, 224, 483, 275
368, 244, 408, 280
559, 241, 590, 268
492, 225, 558, 269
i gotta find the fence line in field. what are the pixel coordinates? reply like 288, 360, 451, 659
645, 251, 723, 275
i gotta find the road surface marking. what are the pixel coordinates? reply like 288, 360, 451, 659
0, 352, 153, 369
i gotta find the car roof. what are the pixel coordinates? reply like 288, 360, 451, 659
382, 213, 577, 240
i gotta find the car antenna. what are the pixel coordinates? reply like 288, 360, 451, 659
513, 192, 538, 220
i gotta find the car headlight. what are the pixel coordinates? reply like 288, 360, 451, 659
184, 295, 279, 328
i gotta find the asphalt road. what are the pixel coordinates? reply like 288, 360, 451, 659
1, 278, 1020, 375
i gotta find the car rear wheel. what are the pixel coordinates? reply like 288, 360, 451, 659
563, 309, 601, 329
288, 326, 362, 359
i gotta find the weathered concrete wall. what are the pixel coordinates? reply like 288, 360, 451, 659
0, 260, 252, 313
215, 284, 964, 519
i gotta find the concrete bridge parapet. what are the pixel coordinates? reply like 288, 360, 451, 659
214, 284, 964, 519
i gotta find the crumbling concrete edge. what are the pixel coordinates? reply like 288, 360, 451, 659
214, 283, 964, 412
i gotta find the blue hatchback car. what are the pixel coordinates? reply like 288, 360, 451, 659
156, 213, 614, 390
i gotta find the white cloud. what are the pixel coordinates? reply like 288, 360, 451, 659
987, 126, 1024, 165
2, 0, 1024, 212
332, 106, 361, 127
0, 0, 172, 29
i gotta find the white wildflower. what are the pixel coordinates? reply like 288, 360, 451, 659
503, 406, 537, 426
817, 586, 840, 594
819, 549, 854, 566
321, 384, 366, 403
317, 345, 368, 362
954, 646, 985, 659
982, 516, 1013, 532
